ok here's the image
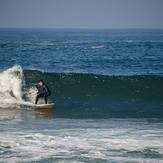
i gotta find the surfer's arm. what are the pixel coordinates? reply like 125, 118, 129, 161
35, 84, 39, 90
35, 84, 42, 95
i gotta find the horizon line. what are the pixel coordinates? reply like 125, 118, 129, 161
0, 27, 163, 30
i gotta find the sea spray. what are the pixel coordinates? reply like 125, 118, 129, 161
25, 86, 37, 104
0, 65, 34, 107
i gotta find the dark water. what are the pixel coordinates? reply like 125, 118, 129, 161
24, 70, 163, 118
0, 29, 163, 162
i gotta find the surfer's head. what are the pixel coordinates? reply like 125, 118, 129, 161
38, 79, 44, 86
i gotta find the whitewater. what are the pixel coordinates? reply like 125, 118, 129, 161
0, 65, 35, 108
1, 118, 163, 162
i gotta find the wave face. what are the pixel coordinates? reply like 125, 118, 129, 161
24, 69, 163, 118
1, 66, 162, 118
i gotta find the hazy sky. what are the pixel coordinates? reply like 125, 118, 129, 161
0, 0, 163, 29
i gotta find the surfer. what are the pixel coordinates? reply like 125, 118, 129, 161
35, 79, 51, 104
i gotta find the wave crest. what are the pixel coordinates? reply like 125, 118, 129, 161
0, 65, 33, 107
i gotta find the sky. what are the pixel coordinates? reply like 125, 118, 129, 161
0, 0, 163, 29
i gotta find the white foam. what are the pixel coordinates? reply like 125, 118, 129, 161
0, 65, 34, 108
25, 86, 37, 104
91, 45, 105, 49
0, 125, 163, 162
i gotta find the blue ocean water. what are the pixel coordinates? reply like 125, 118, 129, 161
0, 28, 163, 75
0, 29, 163, 162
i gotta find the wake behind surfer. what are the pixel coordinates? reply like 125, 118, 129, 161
35, 79, 51, 104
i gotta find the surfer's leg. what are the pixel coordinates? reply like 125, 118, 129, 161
44, 94, 48, 104
35, 95, 39, 104
35, 94, 44, 104
35, 94, 40, 104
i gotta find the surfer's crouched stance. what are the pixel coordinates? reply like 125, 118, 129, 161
35, 79, 51, 104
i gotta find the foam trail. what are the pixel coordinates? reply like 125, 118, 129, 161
91, 45, 105, 49
0, 65, 34, 108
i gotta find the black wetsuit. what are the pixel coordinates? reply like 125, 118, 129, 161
35, 84, 50, 104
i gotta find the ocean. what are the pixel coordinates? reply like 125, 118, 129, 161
0, 28, 163, 162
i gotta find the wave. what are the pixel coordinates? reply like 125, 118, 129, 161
0, 65, 33, 108
1, 65, 163, 118
24, 68, 163, 118
24, 69, 163, 99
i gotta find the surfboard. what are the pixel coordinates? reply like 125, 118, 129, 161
34, 103, 55, 109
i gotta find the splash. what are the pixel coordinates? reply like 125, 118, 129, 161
25, 86, 38, 104
0, 65, 34, 108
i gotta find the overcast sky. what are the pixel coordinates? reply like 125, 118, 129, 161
0, 0, 163, 29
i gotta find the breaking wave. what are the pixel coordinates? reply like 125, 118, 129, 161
1, 65, 163, 118
0, 65, 34, 108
